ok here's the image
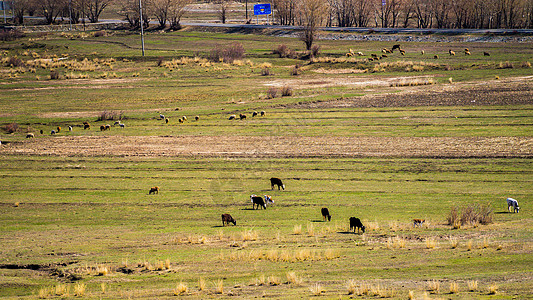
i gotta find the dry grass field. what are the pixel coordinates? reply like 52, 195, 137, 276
0, 27, 532, 299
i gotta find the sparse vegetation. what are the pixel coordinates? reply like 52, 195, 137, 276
0, 28, 531, 300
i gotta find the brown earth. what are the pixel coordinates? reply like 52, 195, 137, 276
1, 77, 531, 158
3, 135, 532, 158
286, 76, 533, 108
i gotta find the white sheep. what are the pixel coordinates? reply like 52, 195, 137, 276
119, 123, 125, 128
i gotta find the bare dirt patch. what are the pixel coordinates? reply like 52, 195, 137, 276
288, 76, 533, 108
2, 135, 531, 158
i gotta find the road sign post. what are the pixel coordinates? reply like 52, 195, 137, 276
253, 4, 271, 24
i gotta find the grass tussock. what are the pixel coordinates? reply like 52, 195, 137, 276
427, 280, 440, 294
241, 229, 258, 241
447, 203, 493, 228
488, 283, 498, 294
309, 283, 323, 296
449, 281, 459, 294
286, 272, 303, 285
198, 277, 206, 291
390, 77, 434, 87
467, 280, 478, 291
222, 248, 339, 263
449, 236, 459, 249
173, 282, 188, 295
426, 237, 437, 249
73, 282, 86, 297
214, 279, 224, 294
293, 224, 302, 235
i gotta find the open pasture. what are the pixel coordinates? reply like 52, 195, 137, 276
0, 29, 532, 299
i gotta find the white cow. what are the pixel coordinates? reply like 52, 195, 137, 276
507, 198, 520, 213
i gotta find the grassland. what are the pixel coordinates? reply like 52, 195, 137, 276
0, 27, 532, 299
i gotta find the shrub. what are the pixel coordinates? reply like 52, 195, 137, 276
0, 29, 25, 41
311, 45, 320, 58
97, 110, 124, 121
50, 70, 60, 80
261, 67, 272, 76
274, 44, 296, 58
290, 65, 300, 76
267, 87, 278, 99
210, 43, 245, 63
6, 56, 25, 67
281, 85, 293, 96
3, 123, 19, 134
93, 30, 107, 37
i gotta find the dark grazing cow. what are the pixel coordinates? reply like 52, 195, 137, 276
251, 195, 266, 209
148, 186, 159, 194
270, 177, 285, 190
321, 208, 331, 221
391, 44, 401, 52
349, 217, 365, 233
221, 213, 236, 226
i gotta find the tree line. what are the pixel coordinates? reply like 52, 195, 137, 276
5, 0, 533, 29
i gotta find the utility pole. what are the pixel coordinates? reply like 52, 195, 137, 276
139, 0, 145, 56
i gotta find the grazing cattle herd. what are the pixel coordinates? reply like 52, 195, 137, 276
19, 112, 523, 233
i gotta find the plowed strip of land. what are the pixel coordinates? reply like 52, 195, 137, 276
3, 136, 532, 158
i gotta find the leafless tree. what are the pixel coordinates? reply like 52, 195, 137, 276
272, 0, 297, 25
297, 0, 328, 50
168, 0, 191, 29
212, 0, 230, 24
86, 0, 112, 23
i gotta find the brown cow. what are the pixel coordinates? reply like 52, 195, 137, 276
148, 186, 159, 194
221, 214, 236, 226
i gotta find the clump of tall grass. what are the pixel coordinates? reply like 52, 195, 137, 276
309, 283, 323, 296
286, 272, 303, 285
173, 282, 188, 295
447, 203, 493, 228
96, 265, 110, 276
214, 279, 224, 294
241, 229, 258, 241
73, 282, 86, 297
449, 236, 459, 249
488, 283, 498, 294
268, 275, 281, 285
198, 277, 206, 291
306, 223, 315, 236
426, 237, 437, 249
467, 280, 478, 291
449, 281, 459, 294
427, 280, 440, 293
293, 225, 302, 235
390, 77, 434, 87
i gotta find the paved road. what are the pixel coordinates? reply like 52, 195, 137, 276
8, 17, 533, 35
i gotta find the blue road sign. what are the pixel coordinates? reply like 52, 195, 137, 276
254, 4, 271, 16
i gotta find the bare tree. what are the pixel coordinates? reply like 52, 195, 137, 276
212, 0, 230, 24
118, 0, 151, 28
272, 0, 297, 25
12, 0, 38, 24
153, 0, 171, 27
86, 0, 112, 23
39, 0, 67, 24
297, 0, 328, 50
168, 0, 190, 29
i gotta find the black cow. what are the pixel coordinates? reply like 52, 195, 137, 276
270, 177, 285, 190
349, 217, 365, 233
321, 208, 331, 221
251, 195, 266, 209
221, 213, 236, 226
